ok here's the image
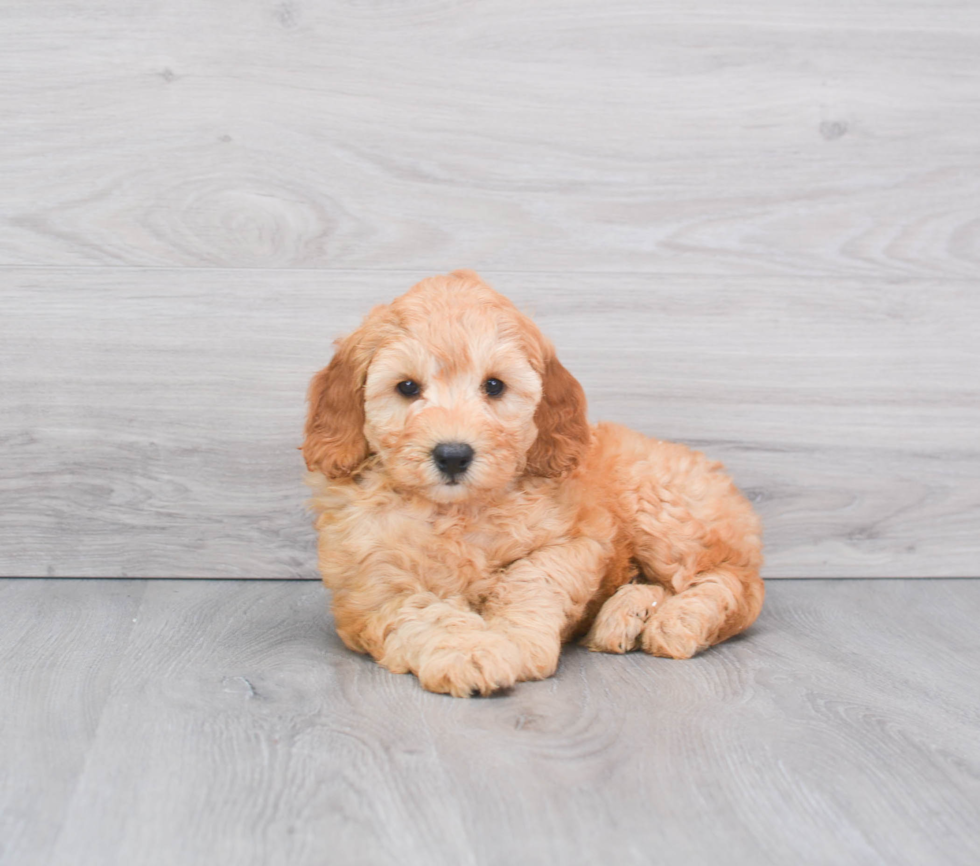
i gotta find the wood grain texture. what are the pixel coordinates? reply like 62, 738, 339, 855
0, 579, 146, 866
2, 0, 979, 578
1, 578, 978, 866
1, 1, 979, 277
2, 269, 978, 578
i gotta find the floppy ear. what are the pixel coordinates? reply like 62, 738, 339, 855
525, 354, 591, 477
302, 331, 371, 478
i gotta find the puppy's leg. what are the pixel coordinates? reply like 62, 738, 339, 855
641, 566, 764, 659
585, 583, 666, 653
382, 593, 524, 697
482, 536, 610, 682
627, 444, 764, 659
333, 586, 522, 698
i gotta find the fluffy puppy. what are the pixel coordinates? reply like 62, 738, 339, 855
304, 271, 763, 697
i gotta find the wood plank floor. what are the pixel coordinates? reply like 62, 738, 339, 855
1, 578, 977, 866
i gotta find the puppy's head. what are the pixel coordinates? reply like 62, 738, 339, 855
303, 270, 589, 501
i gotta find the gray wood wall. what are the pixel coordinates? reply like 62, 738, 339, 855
2, 0, 978, 578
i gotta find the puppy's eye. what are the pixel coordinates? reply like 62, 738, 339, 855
483, 378, 506, 398
396, 380, 421, 398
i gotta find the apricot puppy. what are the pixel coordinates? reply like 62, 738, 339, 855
304, 271, 764, 697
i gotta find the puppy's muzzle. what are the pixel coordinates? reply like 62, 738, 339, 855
432, 442, 474, 482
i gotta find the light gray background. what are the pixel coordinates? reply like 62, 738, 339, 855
2, 0, 978, 578
3, 5, 980, 866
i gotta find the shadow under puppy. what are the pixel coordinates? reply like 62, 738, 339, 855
304, 270, 764, 697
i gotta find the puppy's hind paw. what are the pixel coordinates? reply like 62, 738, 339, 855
585, 584, 666, 654
640, 599, 712, 659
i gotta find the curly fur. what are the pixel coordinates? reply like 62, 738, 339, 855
304, 270, 764, 697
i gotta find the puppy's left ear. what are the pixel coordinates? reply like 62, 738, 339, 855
303, 329, 372, 478
525, 353, 591, 477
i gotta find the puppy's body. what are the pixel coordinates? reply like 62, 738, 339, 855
305, 272, 763, 697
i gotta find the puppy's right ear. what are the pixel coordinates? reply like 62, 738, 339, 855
303, 331, 371, 478
524, 353, 590, 478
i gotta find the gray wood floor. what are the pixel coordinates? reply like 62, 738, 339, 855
2, 578, 978, 866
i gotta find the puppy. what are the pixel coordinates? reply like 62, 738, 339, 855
304, 271, 763, 697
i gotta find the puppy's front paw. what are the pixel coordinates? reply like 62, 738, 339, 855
416, 631, 522, 698
585, 584, 666, 654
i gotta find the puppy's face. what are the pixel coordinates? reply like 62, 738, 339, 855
304, 271, 590, 500
362, 305, 543, 501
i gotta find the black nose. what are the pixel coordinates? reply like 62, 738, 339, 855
432, 442, 475, 479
